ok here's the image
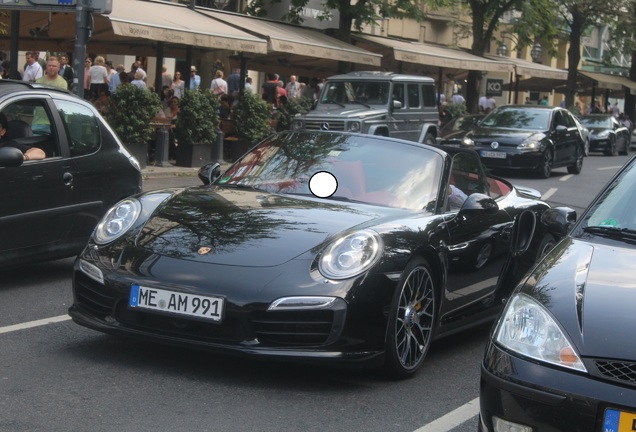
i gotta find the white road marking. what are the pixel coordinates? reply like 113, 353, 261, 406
559, 174, 573, 182
542, 188, 558, 200
413, 397, 480, 432
0, 314, 71, 335
599, 166, 623, 171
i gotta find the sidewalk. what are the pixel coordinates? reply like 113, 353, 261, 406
141, 160, 232, 179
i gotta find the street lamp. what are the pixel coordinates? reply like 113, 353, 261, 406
496, 42, 509, 57
530, 41, 543, 63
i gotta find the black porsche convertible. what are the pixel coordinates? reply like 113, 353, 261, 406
69, 131, 570, 378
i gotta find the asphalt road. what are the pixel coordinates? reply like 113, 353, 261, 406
1, 152, 631, 432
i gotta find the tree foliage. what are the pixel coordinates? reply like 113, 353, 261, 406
174, 89, 220, 145
246, 0, 426, 44
107, 84, 161, 145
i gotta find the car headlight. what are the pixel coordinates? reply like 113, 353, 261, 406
94, 198, 141, 245
462, 137, 475, 146
495, 293, 587, 372
319, 229, 383, 280
291, 120, 304, 131
517, 141, 539, 149
348, 121, 361, 132
596, 130, 610, 138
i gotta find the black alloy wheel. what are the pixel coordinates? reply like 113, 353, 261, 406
567, 144, 583, 174
605, 136, 618, 156
536, 148, 553, 178
384, 257, 436, 379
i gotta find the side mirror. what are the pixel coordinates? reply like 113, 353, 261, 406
197, 162, 222, 185
555, 125, 567, 133
458, 193, 499, 217
0, 147, 24, 167
541, 207, 577, 238
392, 100, 403, 110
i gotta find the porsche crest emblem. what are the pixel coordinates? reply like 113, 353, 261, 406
197, 247, 213, 255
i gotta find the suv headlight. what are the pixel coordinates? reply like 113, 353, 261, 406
495, 293, 586, 372
348, 121, 361, 132
462, 137, 475, 146
291, 120, 304, 131
319, 229, 383, 280
94, 198, 141, 245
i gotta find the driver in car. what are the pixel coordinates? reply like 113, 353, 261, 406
0, 113, 45, 161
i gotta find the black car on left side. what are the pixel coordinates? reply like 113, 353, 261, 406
462, 105, 585, 178
0, 80, 142, 270
579, 114, 630, 156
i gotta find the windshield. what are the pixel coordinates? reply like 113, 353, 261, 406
577, 159, 636, 235
480, 107, 551, 130
218, 132, 443, 211
319, 81, 391, 105
580, 116, 612, 128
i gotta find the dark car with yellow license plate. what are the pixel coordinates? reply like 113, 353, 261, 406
480, 154, 636, 431
580, 114, 630, 156
0, 80, 142, 270
69, 131, 568, 379
463, 105, 584, 178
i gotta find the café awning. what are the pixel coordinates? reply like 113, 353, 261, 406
354, 34, 513, 73
578, 71, 636, 92
199, 8, 382, 74
489, 56, 568, 80
0, 0, 268, 56
106, 0, 267, 53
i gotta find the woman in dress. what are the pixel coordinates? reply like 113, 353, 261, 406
171, 71, 185, 99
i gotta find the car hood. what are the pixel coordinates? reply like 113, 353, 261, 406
521, 237, 636, 360
135, 186, 403, 267
307, 106, 387, 118
470, 127, 545, 145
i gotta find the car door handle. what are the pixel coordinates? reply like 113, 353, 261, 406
63, 172, 74, 186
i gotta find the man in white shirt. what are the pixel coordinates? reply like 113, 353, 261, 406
23, 51, 43, 82
478, 95, 487, 112
285, 75, 302, 99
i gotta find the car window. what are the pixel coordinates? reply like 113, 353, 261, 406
422, 84, 436, 107
54, 99, 101, 157
1, 98, 60, 158
392, 83, 405, 107
447, 152, 489, 212
407, 84, 420, 108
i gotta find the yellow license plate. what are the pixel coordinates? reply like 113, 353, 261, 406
603, 409, 636, 432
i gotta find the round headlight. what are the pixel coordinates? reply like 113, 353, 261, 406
94, 198, 141, 245
292, 120, 304, 131
319, 229, 383, 279
348, 121, 361, 132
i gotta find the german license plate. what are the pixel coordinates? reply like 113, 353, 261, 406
480, 150, 507, 159
603, 408, 636, 432
129, 284, 224, 322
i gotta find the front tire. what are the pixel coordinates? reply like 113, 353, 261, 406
384, 258, 436, 379
605, 136, 617, 156
536, 148, 553, 178
567, 144, 583, 174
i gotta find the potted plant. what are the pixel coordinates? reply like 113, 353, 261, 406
230, 90, 272, 161
277, 97, 313, 131
107, 84, 161, 169
174, 89, 220, 167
